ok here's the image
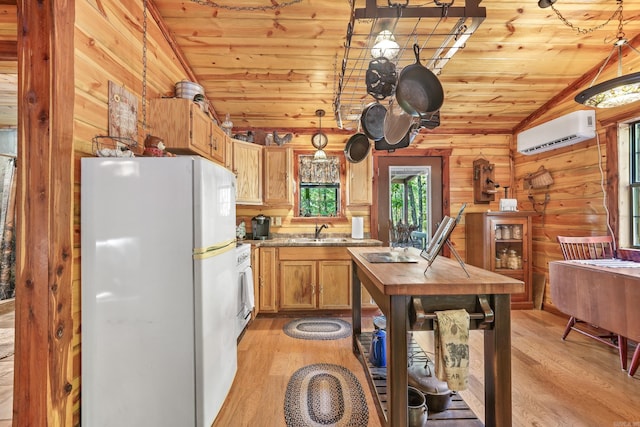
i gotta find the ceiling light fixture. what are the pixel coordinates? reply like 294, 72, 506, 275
543, 0, 640, 108
574, 37, 640, 108
371, 30, 400, 60
312, 109, 329, 161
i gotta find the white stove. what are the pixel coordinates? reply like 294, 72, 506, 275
235, 243, 253, 340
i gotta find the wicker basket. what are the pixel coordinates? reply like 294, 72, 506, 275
524, 166, 553, 189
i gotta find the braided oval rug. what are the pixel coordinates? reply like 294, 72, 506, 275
284, 363, 369, 427
283, 318, 352, 340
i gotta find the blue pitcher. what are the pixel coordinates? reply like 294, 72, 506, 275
369, 329, 387, 367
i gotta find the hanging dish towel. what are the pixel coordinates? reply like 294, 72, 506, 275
434, 309, 470, 391
242, 268, 255, 310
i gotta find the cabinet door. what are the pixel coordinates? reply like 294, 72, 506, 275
491, 217, 532, 307
224, 134, 233, 170
347, 152, 372, 205
234, 140, 263, 204
263, 146, 292, 206
189, 106, 213, 157
280, 260, 316, 310
318, 260, 351, 309
210, 124, 226, 165
258, 247, 278, 313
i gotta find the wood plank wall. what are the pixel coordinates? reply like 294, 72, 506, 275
238, 132, 512, 253
514, 101, 640, 310
22, 0, 639, 424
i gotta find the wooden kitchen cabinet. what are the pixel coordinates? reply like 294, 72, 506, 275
233, 139, 263, 204
210, 123, 226, 165
465, 211, 534, 309
347, 151, 372, 205
258, 247, 278, 313
278, 247, 352, 310
263, 146, 293, 206
149, 98, 221, 163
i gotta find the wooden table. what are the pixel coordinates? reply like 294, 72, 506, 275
349, 247, 524, 427
549, 259, 640, 376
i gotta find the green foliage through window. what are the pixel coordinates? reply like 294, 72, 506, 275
299, 184, 339, 217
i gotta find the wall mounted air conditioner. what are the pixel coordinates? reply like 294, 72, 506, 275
517, 110, 596, 155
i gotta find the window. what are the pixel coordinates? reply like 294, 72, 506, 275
631, 122, 640, 247
296, 153, 344, 218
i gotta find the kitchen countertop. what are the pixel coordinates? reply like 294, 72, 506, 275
240, 237, 382, 247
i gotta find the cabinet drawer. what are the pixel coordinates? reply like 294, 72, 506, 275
278, 246, 350, 261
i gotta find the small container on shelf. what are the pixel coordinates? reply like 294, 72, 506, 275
498, 248, 508, 266
507, 249, 518, 269
495, 226, 503, 240
502, 225, 512, 240
512, 225, 522, 240
495, 257, 502, 269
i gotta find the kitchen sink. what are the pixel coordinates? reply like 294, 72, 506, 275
285, 237, 350, 244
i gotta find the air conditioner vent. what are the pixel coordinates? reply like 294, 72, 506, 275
517, 110, 596, 155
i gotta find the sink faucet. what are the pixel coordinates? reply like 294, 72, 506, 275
314, 223, 329, 239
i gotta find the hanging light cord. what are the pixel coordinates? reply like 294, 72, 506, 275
188, 0, 303, 11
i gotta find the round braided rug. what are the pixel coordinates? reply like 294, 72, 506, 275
284, 363, 369, 427
283, 318, 352, 340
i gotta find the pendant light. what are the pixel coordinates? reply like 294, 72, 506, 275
312, 109, 328, 161
573, 0, 640, 108
371, 30, 400, 61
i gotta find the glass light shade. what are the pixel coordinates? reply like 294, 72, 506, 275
313, 149, 327, 161
371, 30, 400, 60
575, 72, 640, 108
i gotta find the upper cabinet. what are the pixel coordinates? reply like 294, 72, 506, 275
233, 139, 263, 205
149, 98, 230, 167
263, 146, 293, 206
347, 151, 372, 205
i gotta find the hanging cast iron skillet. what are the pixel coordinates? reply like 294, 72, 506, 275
360, 102, 387, 141
344, 133, 371, 163
395, 44, 444, 116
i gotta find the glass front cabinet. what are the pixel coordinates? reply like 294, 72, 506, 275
465, 211, 534, 309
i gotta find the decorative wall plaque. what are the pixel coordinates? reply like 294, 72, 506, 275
108, 81, 138, 142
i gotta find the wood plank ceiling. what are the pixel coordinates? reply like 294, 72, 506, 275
3, 0, 640, 135
152, 0, 640, 135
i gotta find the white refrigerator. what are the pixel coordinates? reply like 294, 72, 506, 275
81, 156, 237, 427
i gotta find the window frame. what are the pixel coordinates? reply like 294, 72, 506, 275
292, 150, 347, 222
630, 122, 640, 247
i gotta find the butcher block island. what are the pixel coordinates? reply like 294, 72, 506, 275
348, 247, 524, 427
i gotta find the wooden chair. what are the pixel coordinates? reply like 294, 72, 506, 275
556, 235, 628, 371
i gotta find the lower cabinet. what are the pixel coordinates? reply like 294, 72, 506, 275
256, 245, 379, 312
258, 247, 278, 313
278, 247, 352, 311
279, 259, 352, 310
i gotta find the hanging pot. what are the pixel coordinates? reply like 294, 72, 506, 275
366, 57, 398, 100
360, 102, 387, 141
408, 361, 455, 413
383, 100, 413, 145
344, 133, 371, 163
395, 44, 444, 116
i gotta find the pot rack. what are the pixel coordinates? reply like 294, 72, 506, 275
333, 0, 486, 131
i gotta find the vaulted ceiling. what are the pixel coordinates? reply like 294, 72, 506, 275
2, 0, 640, 135
152, 0, 640, 135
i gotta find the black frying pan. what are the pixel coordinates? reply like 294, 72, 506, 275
344, 133, 371, 163
395, 44, 444, 116
360, 102, 387, 141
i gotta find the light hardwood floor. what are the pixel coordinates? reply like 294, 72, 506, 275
0, 308, 637, 426
214, 310, 640, 427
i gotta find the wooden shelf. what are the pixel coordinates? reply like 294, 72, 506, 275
356, 333, 483, 426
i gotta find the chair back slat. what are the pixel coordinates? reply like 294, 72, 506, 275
556, 235, 615, 261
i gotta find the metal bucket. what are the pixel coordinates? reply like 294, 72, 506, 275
408, 386, 428, 427
175, 81, 204, 100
